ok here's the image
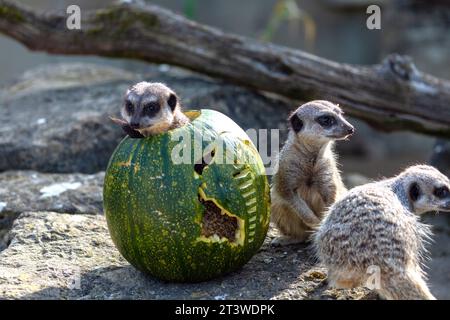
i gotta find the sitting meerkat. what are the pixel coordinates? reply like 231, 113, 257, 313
111, 82, 189, 138
271, 100, 354, 245
314, 165, 450, 300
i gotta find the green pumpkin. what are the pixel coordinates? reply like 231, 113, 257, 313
103, 109, 270, 282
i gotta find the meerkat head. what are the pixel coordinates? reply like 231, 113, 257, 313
288, 100, 354, 144
121, 82, 179, 131
396, 165, 450, 214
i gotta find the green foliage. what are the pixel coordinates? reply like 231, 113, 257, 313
183, 0, 197, 19
0, 5, 25, 23
260, 0, 316, 51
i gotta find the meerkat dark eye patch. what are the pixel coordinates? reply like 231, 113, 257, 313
316, 115, 336, 128
289, 114, 303, 133
125, 101, 134, 114
143, 102, 160, 117
409, 183, 421, 201
434, 186, 450, 199
168, 94, 177, 111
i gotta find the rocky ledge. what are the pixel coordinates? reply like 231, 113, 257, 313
0, 63, 449, 300
0, 63, 289, 174
1, 211, 374, 300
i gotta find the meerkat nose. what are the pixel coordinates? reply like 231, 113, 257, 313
347, 126, 355, 135
130, 122, 140, 129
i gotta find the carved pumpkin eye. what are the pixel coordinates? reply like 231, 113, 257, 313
143, 102, 160, 116
316, 115, 336, 128
434, 186, 449, 199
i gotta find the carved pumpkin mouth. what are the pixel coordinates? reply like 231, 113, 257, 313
197, 186, 245, 245
194, 146, 244, 245
199, 196, 238, 242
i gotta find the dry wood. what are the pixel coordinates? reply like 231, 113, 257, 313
1, 0, 449, 136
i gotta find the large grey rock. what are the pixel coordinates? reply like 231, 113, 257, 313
0, 63, 289, 174
430, 139, 450, 178
0, 171, 103, 250
0, 211, 372, 300
0, 62, 437, 178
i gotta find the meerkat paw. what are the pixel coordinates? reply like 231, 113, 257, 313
271, 236, 306, 247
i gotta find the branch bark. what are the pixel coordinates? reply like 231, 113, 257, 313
1, 0, 450, 137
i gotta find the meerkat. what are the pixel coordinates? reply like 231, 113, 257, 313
271, 100, 354, 245
111, 82, 189, 138
314, 165, 450, 300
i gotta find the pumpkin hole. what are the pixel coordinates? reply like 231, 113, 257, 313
194, 149, 216, 175
194, 159, 207, 175
198, 196, 238, 242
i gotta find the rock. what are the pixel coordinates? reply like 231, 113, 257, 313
422, 214, 450, 300
0, 171, 103, 250
0, 170, 104, 215
0, 63, 289, 174
343, 173, 371, 189
430, 139, 450, 178
382, 1, 450, 80
0, 212, 372, 300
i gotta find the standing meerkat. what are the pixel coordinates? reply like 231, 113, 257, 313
271, 100, 354, 245
314, 165, 450, 300
111, 82, 189, 138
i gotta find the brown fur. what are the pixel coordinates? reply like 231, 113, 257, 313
120, 82, 190, 137
271, 101, 353, 244
315, 165, 450, 300
138, 107, 189, 136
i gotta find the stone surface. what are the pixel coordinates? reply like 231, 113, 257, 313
0, 63, 437, 178
422, 213, 450, 300
0, 63, 289, 174
0, 171, 104, 250
0, 211, 372, 300
430, 139, 450, 178
0, 63, 448, 300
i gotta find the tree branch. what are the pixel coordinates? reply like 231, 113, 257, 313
1, 0, 450, 137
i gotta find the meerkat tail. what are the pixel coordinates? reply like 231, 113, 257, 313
379, 271, 436, 300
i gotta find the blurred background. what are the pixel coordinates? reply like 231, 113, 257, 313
0, 0, 449, 298
1, 0, 449, 179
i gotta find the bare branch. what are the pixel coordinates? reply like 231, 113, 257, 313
1, 0, 450, 136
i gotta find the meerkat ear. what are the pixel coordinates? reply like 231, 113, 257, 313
289, 113, 303, 133
409, 182, 421, 202
168, 94, 177, 111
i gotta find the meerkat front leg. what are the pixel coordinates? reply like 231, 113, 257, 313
271, 193, 320, 246
289, 193, 321, 227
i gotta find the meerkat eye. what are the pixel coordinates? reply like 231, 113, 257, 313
168, 94, 177, 111
125, 101, 134, 114
316, 115, 336, 128
409, 183, 421, 202
434, 186, 450, 199
143, 102, 160, 116
289, 114, 303, 133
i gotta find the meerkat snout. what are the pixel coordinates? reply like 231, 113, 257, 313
289, 100, 354, 142
401, 165, 450, 214
111, 81, 189, 138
